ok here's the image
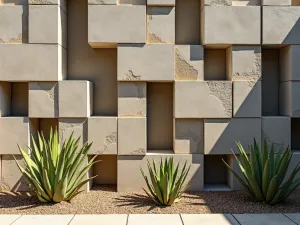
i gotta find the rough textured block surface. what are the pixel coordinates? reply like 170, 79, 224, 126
29, 0, 67, 13
280, 45, 300, 81
280, 81, 300, 117
202, 0, 232, 6
59, 118, 87, 147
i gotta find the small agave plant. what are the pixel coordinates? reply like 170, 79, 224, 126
140, 157, 191, 206
14, 128, 99, 203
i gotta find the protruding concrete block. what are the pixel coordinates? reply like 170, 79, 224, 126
58, 81, 93, 118
0, 82, 11, 117
88, 5, 146, 47
204, 118, 262, 154
29, 0, 67, 13
118, 44, 174, 81
59, 118, 87, 147
88, 0, 117, 4
202, 0, 232, 6
147, 0, 175, 6
280, 45, 300, 81
175, 45, 204, 80
175, 81, 232, 118
263, 0, 291, 5
280, 81, 300, 117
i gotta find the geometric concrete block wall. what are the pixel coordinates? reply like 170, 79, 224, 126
1, 0, 300, 192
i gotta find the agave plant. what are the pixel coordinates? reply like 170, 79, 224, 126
223, 138, 300, 205
14, 128, 99, 203
140, 157, 191, 206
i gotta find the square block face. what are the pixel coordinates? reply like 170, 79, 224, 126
29, 0, 67, 13
174, 119, 204, 154
147, 0, 175, 5
118, 118, 146, 155
118, 44, 174, 81
175, 81, 232, 118
88, 5, 146, 47
280, 46, 300, 81
58, 81, 93, 117
202, 6, 260, 45
204, 49, 227, 81
175, 45, 204, 80
0, 82, 11, 117
29, 82, 58, 118
87, 117, 117, 155
88, 0, 117, 4
263, 0, 291, 5
280, 82, 300, 117
233, 81, 262, 118
202, 0, 231, 6
147, 7, 175, 44
204, 118, 262, 154
118, 82, 146, 117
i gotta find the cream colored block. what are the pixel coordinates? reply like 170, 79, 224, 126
58, 81, 93, 117
175, 81, 232, 118
118, 44, 174, 81
232, 0, 260, 6
204, 118, 262, 154
175, 45, 204, 81
87, 117, 117, 155
202, 0, 232, 6
88, 0, 117, 4
263, 0, 291, 5
118, 117, 146, 155
147, 7, 175, 44
280, 46, 300, 81
280, 81, 300, 117
0, 82, 11, 117
88, 5, 146, 47
233, 81, 261, 118
29, 0, 67, 13
202, 6, 260, 45
59, 118, 87, 147
147, 0, 175, 6
118, 82, 146, 117
118, 154, 203, 192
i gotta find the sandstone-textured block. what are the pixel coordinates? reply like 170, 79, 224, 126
175, 45, 204, 80
0, 82, 11, 117
233, 81, 262, 118
0, 44, 66, 81
118, 117, 146, 155
280, 45, 300, 81
59, 118, 87, 146
204, 118, 262, 154
88, 5, 146, 47
118, 82, 146, 117
147, 0, 175, 6
202, 6, 260, 45
118, 44, 174, 81
88, 0, 117, 4
29, 0, 67, 13
175, 81, 232, 118
58, 81, 93, 117
87, 117, 117, 155
202, 0, 232, 6
263, 0, 291, 5
29, 82, 58, 118
280, 82, 300, 117
118, 154, 203, 192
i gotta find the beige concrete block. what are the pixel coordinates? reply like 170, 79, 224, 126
174, 119, 204, 154
263, 0, 291, 5
147, 7, 175, 44
205, 49, 227, 80
58, 81, 93, 117
202, 6, 260, 45
280, 45, 300, 81
232, 0, 260, 6
88, 5, 146, 47
280, 81, 300, 117
118, 82, 146, 117
119, 0, 146, 4
233, 81, 262, 118
59, 118, 87, 147
202, 0, 232, 6
0, 82, 11, 117
29, 0, 67, 13
118, 117, 146, 155
93, 155, 117, 184
88, 0, 117, 4
175, 81, 232, 118
118, 44, 174, 81
175, 45, 204, 80
204, 118, 262, 154
147, 0, 175, 6
118, 154, 203, 192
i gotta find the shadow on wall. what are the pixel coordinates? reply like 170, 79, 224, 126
283, 18, 300, 44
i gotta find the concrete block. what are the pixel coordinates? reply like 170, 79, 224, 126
175, 45, 204, 80
0, 82, 11, 117
174, 119, 204, 154
263, 7, 300, 44
280, 45, 300, 81
233, 81, 262, 118
202, 0, 232, 6
88, 5, 146, 47
118, 82, 146, 117
93, 155, 117, 184
204, 118, 262, 154
0, 44, 66, 81
119, 0, 146, 4
147, 0, 175, 6
147, 7, 175, 44
87, 117, 117, 155
118, 44, 174, 81
232, 0, 260, 6
280, 81, 300, 117
227, 155, 244, 190
58, 81, 93, 118
205, 49, 227, 80
88, 0, 117, 4
118, 117, 146, 155
59, 118, 87, 147
175, 81, 232, 118
263, 0, 291, 5
118, 154, 204, 192
29, 0, 67, 13
202, 6, 260, 45
29, 5, 67, 48
39, 118, 59, 140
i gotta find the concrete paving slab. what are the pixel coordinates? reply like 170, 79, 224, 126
0, 215, 21, 225
12, 215, 74, 225
128, 214, 183, 225
69, 214, 128, 225
233, 214, 296, 225
284, 214, 300, 225
181, 214, 239, 225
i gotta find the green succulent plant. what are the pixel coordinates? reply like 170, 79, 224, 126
14, 128, 99, 203
140, 157, 191, 206
223, 138, 300, 205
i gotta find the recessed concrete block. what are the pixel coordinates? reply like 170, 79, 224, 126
0, 82, 11, 117
232, 0, 260, 6
204, 49, 227, 80
233, 81, 262, 118
118, 44, 174, 81
58, 81, 93, 117
11, 83, 29, 117
280, 81, 300, 117
59, 118, 87, 147
88, 0, 117, 4
175, 81, 232, 118
202, 6, 260, 45
280, 45, 300, 81
292, 119, 300, 150
93, 155, 117, 184
118, 82, 146, 117
147, 7, 175, 44
118, 117, 146, 155
204, 118, 262, 154
118, 154, 203, 192
29, 82, 58, 118
147, 0, 175, 6
227, 155, 244, 190
202, 0, 232, 6
39, 118, 59, 140
263, 0, 291, 5
175, 45, 204, 80
88, 5, 146, 47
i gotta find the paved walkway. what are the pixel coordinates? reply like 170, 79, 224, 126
1, 213, 300, 225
